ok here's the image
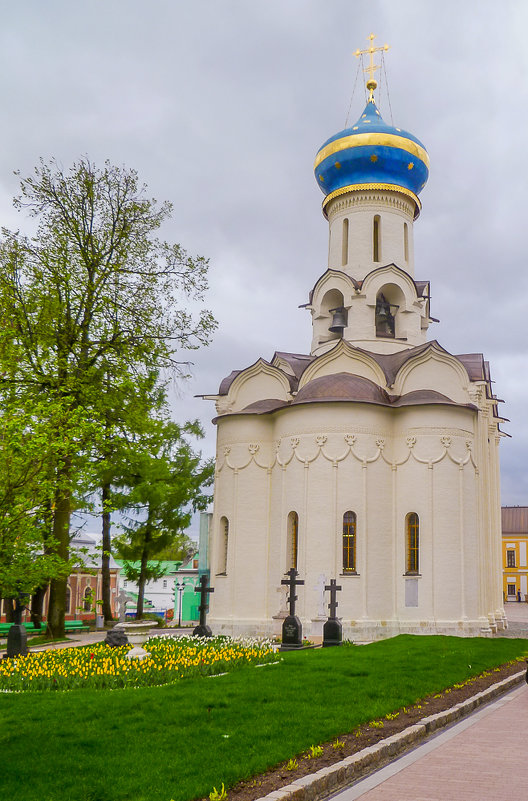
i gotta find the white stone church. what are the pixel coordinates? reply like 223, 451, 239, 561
204, 57, 507, 641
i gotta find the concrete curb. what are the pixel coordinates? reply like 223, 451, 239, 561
256, 670, 526, 801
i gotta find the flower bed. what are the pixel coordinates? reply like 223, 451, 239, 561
0, 635, 276, 692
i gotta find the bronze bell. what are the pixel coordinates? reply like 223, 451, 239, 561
376, 294, 391, 321
329, 306, 348, 335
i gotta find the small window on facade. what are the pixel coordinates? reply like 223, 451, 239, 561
123, 580, 127, 588
373, 215, 381, 262
218, 517, 229, 574
65, 585, 71, 615
507, 550, 516, 567
404, 222, 409, 261
193, 559, 198, 569
163, 579, 167, 589
342, 218, 349, 266
406, 513, 419, 574
287, 512, 299, 571
507, 583, 516, 597
342, 511, 357, 573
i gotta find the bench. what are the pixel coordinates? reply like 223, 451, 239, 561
0, 622, 43, 636
0, 621, 91, 637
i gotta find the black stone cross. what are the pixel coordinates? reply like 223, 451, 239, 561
279, 568, 305, 650
193, 574, 215, 637
281, 568, 305, 617
323, 578, 343, 648
325, 579, 342, 619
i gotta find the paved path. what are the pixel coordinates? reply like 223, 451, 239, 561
333, 682, 528, 800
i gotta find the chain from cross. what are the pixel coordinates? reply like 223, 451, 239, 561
325, 579, 342, 619
354, 32, 389, 101
281, 568, 304, 617
194, 574, 214, 626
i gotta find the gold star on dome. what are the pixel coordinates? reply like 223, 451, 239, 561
335, 161, 341, 169
352, 126, 359, 130
318, 174, 325, 182
407, 162, 414, 170
370, 154, 378, 163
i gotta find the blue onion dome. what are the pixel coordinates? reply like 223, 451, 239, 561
314, 98, 429, 218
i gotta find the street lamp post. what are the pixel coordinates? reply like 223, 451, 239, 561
176, 580, 185, 628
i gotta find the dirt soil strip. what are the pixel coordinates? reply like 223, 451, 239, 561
222, 660, 527, 801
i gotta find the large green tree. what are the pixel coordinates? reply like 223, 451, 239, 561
0, 391, 73, 611
0, 157, 216, 636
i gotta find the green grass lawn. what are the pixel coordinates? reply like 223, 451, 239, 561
1, 635, 526, 801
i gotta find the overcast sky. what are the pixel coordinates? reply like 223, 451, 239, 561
2, 1, 528, 535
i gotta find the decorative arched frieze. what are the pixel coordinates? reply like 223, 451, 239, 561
325, 189, 416, 221
215, 434, 478, 474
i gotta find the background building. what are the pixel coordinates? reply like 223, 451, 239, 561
502, 506, 528, 603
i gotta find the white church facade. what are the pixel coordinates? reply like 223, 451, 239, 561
204, 47, 507, 641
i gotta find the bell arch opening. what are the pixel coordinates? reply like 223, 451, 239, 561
318, 288, 347, 344
375, 283, 405, 339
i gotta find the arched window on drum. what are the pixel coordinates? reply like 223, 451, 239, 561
217, 516, 229, 575
287, 512, 299, 572
406, 513, 419, 574
342, 511, 357, 573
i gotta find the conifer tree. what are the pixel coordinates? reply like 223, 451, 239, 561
113, 419, 213, 619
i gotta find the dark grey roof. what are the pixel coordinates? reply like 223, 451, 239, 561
502, 507, 528, 535
216, 343, 493, 406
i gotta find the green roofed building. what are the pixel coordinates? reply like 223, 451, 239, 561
115, 555, 201, 623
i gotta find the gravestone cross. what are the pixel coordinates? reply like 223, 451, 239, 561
280, 568, 305, 650
281, 568, 304, 617
193, 574, 215, 637
325, 579, 342, 619
323, 578, 343, 647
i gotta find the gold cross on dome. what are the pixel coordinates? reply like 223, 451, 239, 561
355, 33, 389, 101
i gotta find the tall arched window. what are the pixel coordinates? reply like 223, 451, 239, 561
342, 218, 349, 266
373, 215, 381, 262
342, 511, 357, 573
406, 513, 419, 574
287, 512, 299, 571
218, 517, 229, 574
403, 222, 409, 262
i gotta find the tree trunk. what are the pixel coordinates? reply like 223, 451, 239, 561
4, 597, 14, 622
46, 479, 71, 638
101, 481, 113, 623
30, 585, 47, 629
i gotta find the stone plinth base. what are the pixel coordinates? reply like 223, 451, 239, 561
209, 615, 502, 641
